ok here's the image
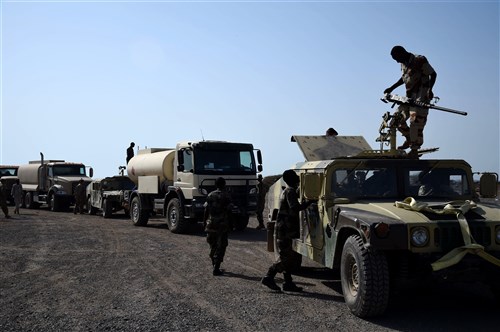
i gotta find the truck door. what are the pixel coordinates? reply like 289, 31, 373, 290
175, 148, 194, 197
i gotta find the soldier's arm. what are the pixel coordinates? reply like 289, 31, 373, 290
384, 78, 404, 94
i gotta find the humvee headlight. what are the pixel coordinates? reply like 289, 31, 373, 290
496, 227, 500, 244
410, 227, 429, 247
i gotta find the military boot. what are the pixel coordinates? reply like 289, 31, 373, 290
261, 268, 281, 291
282, 273, 303, 292
213, 262, 223, 276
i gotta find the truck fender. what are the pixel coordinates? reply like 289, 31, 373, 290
332, 208, 369, 268
128, 190, 153, 210
49, 184, 66, 195
163, 187, 186, 215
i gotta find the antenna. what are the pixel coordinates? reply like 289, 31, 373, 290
200, 129, 205, 141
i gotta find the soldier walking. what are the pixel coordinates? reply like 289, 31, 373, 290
261, 169, 312, 292
73, 179, 86, 214
0, 180, 11, 219
255, 174, 266, 230
384, 45, 437, 159
204, 177, 233, 276
11, 179, 23, 215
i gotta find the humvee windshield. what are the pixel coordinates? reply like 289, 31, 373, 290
332, 166, 471, 200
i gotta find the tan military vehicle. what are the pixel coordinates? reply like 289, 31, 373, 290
86, 175, 135, 218
17, 153, 93, 211
267, 133, 499, 318
125, 140, 263, 233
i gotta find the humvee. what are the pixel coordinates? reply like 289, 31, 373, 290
267, 134, 500, 318
86, 175, 135, 218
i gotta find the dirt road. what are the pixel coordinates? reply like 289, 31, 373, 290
1, 209, 498, 331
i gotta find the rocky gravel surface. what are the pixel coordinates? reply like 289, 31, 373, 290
1, 209, 498, 331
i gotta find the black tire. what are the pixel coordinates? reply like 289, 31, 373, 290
49, 194, 62, 212
102, 198, 112, 218
340, 234, 390, 318
233, 215, 249, 231
87, 198, 97, 215
24, 192, 39, 209
130, 196, 149, 226
166, 198, 189, 234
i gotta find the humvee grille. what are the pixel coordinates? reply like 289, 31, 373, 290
434, 223, 491, 252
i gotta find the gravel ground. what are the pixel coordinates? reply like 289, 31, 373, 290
1, 208, 499, 332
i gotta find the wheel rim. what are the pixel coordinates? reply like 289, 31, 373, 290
346, 255, 359, 296
132, 201, 139, 222
169, 206, 178, 227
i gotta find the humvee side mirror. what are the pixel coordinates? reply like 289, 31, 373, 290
479, 173, 498, 198
302, 173, 322, 200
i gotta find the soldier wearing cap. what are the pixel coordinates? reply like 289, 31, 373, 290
73, 179, 86, 214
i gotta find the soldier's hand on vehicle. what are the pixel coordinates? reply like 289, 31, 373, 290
383, 87, 393, 95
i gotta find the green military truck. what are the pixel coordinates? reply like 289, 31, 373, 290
267, 134, 499, 318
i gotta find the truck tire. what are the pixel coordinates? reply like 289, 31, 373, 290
233, 215, 249, 231
102, 198, 112, 219
87, 198, 97, 215
166, 198, 189, 234
49, 194, 63, 212
24, 192, 39, 209
340, 234, 389, 318
131, 196, 149, 226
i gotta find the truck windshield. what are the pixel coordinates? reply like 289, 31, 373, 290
52, 165, 86, 177
0, 168, 18, 177
332, 166, 471, 200
194, 149, 256, 175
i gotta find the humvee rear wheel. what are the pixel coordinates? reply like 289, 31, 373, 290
131, 196, 149, 226
340, 234, 389, 318
87, 198, 97, 215
102, 198, 112, 218
166, 198, 189, 234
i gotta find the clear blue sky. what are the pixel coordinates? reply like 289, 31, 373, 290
1, 0, 499, 179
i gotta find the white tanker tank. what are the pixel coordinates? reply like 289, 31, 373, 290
126, 148, 176, 184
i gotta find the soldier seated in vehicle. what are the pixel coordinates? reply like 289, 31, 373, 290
418, 171, 458, 197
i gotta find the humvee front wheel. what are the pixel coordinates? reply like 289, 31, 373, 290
340, 234, 389, 318
87, 198, 97, 215
131, 196, 149, 226
166, 198, 189, 234
102, 198, 112, 218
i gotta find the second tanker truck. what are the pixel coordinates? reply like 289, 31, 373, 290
125, 140, 263, 233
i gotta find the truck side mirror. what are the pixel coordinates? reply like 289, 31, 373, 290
479, 172, 498, 198
177, 165, 185, 172
302, 173, 322, 200
177, 149, 184, 165
89, 168, 93, 178
258, 165, 263, 172
256, 150, 263, 165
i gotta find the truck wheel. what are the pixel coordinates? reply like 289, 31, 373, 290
24, 192, 39, 209
233, 215, 249, 231
102, 198, 112, 219
340, 234, 389, 318
273, 223, 302, 271
166, 198, 189, 234
131, 196, 149, 226
87, 198, 97, 215
50, 195, 62, 212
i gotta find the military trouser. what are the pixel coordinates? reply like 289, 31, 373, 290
74, 198, 85, 214
396, 104, 428, 150
207, 231, 229, 265
266, 236, 301, 281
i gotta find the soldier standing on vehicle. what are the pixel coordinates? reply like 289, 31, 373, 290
126, 142, 135, 164
204, 177, 233, 276
261, 169, 312, 292
0, 180, 11, 219
384, 45, 437, 159
73, 179, 86, 214
256, 174, 266, 230
326, 127, 338, 137
11, 179, 23, 215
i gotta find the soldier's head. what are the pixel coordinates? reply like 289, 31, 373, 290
130, 142, 135, 147
326, 128, 338, 136
282, 169, 299, 187
215, 177, 226, 190
390, 45, 410, 63
257, 174, 263, 182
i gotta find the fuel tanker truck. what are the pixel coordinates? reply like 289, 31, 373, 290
125, 140, 263, 233
17, 153, 93, 211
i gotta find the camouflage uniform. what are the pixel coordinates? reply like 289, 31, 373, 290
10, 181, 23, 214
262, 175, 311, 291
395, 53, 435, 151
0, 181, 10, 218
204, 187, 232, 274
73, 181, 86, 214
256, 176, 265, 229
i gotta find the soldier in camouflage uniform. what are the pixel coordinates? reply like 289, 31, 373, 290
261, 169, 312, 292
73, 179, 86, 214
255, 174, 266, 230
204, 177, 233, 276
384, 45, 437, 159
0, 180, 11, 219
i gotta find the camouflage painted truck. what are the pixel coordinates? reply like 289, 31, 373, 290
0, 165, 19, 205
17, 153, 93, 211
125, 140, 263, 233
267, 134, 499, 318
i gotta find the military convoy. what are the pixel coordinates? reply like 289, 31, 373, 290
17, 153, 93, 211
124, 140, 263, 233
266, 103, 500, 317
